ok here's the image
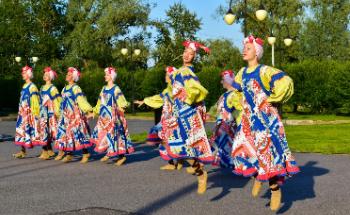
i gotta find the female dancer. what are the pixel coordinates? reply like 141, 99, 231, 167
13, 66, 40, 158
231, 35, 299, 211
55, 67, 93, 163
89, 67, 134, 166
37, 67, 61, 160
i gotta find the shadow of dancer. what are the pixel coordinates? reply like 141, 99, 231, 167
262, 161, 329, 214
207, 168, 250, 201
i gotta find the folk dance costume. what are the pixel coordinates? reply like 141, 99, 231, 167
55, 67, 93, 163
165, 41, 213, 194
37, 67, 62, 160
209, 70, 242, 168
142, 66, 181, 170
90, 67, 134, 166
13, 66, 41, 158
231, 36, 300, 211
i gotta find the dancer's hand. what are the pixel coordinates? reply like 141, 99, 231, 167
134, 100, 144, 107
86, 112, 94, 119
118, 107, 125, 113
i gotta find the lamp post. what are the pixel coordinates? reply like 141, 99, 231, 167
267, 23, 294, 67
15, 55, 39, 68
224, 0, 267, 36
121, 38, 141, 115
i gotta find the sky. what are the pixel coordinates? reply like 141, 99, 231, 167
148, 0, 245, 49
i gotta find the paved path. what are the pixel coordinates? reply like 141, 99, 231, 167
0, 121, 349, 215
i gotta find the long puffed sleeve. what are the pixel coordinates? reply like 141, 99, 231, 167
225, 90, 243, 112
92, 87, 104, 116
29, 84, 40, 117
73, 85, 93, 114
172, 66, 208, 105
50, 86, 62, 117
114, 86, 129, 109
233, 68, 244, 91
144, 94, 164, 109
260, 65, 294, 103
144, 85, 173, 109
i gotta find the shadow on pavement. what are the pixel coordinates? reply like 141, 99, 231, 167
0, 159, 44, 171
207, 168, 250, 201
86, 144, 160, 165
121, 144, 160, 164
134, 169, 250, 214
262, 161, 330, 214
0, 161, 65, 180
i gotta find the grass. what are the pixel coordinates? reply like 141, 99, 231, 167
125, 112, 350, 121
283, 113, 350, 121
125, 112, 154, 119
286, 124, 350, 154
131, 132, 148, 143
131, 124, 350, 154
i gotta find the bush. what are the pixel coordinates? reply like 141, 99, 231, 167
197, 66, 224, 108
284, 60, 350, 114
2, 59, 350, 115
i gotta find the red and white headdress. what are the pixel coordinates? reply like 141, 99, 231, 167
165, 66, 177, 75
22, 65, 33, 79
44, 66, 57, 80
183, 40, 210, 54
243, 35, 264, 60
221, 70, 235, 85
104, 67, 117, 81
67, 67, 81, 82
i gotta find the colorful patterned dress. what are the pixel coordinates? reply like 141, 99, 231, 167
144, 85, 174, 161
91, 85, 134, 157
165, 66, 214, 163
37, 84, 61, 146
15, 83, 41, 148
55, 84, 93, 152
231, 64, 299, 182
209, 90, 241, 168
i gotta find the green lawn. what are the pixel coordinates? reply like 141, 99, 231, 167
125, 112, 154, 119
286, 124, 350, 154
283, 113, 350, 121
126, 112, 350, 121
131, 124, 350, 154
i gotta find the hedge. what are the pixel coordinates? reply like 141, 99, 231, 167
1, 60, 350, 115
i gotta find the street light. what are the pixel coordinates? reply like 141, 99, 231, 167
121, 48, 128, 56
267, 23, 294, 66
256, 1, 268, 21
284, 38, 293, 47
120, 37, 142, 115
15, 56, 21, 63
224, 8, 236, 25
268, 34, 277, 66
134, 49, 141, 56
224, 0, 267, 35
32, 56, 39, 63
14, 55, 39, 66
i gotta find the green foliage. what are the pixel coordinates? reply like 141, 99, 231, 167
152, 2, 202, 66
63, 0, 151, 68
203, 39, 244, 70
284, 60, 350, 114
300, 0, 350, 60
197, 66, 224, 108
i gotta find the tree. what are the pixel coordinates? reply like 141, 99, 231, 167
300, 0, 350, 60
63, 0, 151, 68
218, 0, 305, 66
203, 39, 244, 71
152, 3, 202, 67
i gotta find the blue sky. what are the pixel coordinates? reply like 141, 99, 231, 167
148, 0, 244, 49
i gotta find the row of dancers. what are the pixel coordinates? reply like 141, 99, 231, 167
13, 35, 299, 211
